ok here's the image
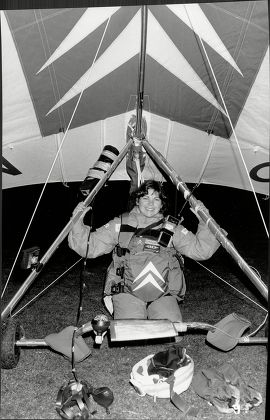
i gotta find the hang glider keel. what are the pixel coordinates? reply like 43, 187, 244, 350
135, 5, 147, 138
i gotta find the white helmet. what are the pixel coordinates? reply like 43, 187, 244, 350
130, 351, 194, 401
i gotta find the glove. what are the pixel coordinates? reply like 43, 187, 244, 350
72, 202, 91, 224
190, 201, 228, 237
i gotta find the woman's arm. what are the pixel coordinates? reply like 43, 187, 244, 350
68, 202, 120, 258
172, 202, 224, 260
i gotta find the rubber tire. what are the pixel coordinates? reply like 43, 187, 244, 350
1, 318, 24, 369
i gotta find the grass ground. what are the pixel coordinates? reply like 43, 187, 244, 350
1, 238, 268, 420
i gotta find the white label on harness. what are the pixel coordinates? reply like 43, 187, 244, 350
143, 239, 160, 253
115, 223, 121, 232
181, 228, 188, 235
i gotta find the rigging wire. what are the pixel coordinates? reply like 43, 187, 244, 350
208, 2, 268, 34
194, 259, 268, 313
203, 320, 267, 341
35, 10, 67, 134
192, 257, 269, 349
1, 15, 112, 299
12, 258, 83, 318
177, 182, 201, 217
203, 3, 253, 134
183, 4, 269, 239
195, 135, 217, 183
177, 135, 218, 217
246, 312, 268, 337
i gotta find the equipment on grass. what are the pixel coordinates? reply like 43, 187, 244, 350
91, 314, 110, 345
192, 363, 263, 414
56, 378, 114, 419
206, 312, 251, 351
56, 378, 94, 420
45, 326, 91, 363
130, 345, 194, 414
91, 387, 114, 414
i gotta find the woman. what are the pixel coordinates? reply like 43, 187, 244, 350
68, 180, 221, 322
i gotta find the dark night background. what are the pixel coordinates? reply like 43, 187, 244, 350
1, 181, 269, 283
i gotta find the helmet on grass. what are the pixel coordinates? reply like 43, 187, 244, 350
130, 346, 194, 400
55, 379, 93, 420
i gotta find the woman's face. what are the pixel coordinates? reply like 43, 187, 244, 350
137, 188, 162, 218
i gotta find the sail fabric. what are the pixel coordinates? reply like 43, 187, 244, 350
1, 2, 269, 194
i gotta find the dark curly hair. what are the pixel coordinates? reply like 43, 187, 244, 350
129, 180, 168, 214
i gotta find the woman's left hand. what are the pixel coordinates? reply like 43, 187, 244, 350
190, 200, 209, 222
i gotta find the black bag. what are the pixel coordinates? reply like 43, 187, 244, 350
147, 345, 189, 378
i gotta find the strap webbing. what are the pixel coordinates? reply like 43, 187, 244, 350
134, 218, 164, 237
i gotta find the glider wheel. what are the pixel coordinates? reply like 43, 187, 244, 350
1, 318, 24, 369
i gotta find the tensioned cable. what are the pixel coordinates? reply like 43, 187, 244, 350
184, 5, 269, 239
35, 10, 67, 134
194, 259, 268, 313
202, 321, 266, 342
195, 260, 268, 337
176, 135, 218, 213
2, 15, 112, 299
195, 135, 217, 184
246, 312, 268, 338
205, 3, 253, 135
12, 258, 83, 318
208, 2, 269, 35
36, 9, 69, 185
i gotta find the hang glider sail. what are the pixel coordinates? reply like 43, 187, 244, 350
1, 2, 269, 194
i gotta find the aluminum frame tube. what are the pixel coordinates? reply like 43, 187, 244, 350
135, 5, 148, 138
1, 139, 134, 321
142, 139, 268, 302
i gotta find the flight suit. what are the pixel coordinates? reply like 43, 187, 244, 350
68, 205, 221, 321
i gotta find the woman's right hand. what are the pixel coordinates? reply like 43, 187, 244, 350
72, 202, 91, 223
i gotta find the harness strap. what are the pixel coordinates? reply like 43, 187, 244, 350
139, 230, 160, 240
134, 218, 164, 237
120, 219, 164, 236
120, 224, 137, 233
118, 215, 164, 250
